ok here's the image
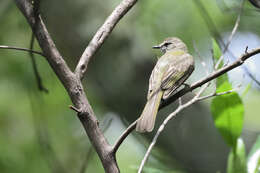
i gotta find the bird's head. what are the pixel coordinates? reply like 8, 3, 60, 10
152, 37, 188, 54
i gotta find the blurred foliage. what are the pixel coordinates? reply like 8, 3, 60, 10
1, 0, 260, 173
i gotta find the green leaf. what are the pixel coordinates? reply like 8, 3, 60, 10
211, 90, 244, 147
227, 138, 247, 173
248, 136, 260, 173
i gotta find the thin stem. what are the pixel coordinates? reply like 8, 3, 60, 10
29, 33, 49, 93
197, 87, 239, 101
0, 45, 45, 57
112, 120, 137, 154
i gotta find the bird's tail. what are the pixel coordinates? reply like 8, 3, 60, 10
136, 91, 163, 132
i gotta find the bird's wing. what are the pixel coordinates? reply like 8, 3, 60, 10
161, 53, 194, 99
147, 61, 167, 100
161, 61, 184, 91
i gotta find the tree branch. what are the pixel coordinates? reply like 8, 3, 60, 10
196, 87, 240, 101
75, 0, 138, 80
14, 1, 121, 172
14, 0, 139, 172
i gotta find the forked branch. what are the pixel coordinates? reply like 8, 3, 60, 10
13, 0, 138, 173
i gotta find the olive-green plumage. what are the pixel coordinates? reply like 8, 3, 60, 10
136, 37, 194, 133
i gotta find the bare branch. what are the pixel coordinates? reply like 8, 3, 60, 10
75, 0, 138, 80
178, 97, 182, 106
197, 87, 240, 102
14, 1, 127, 172
0, 45, 45, 57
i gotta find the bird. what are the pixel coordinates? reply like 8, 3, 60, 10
136, 37, 195, 132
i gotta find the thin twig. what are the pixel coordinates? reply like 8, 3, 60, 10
112, 120, 137, 154
29, 34, 49, 93
28, 0, 48, 93
75, 0, 138, 80
69, 105, 81, 113
0, 45, 45, 57
178, 97, 182, 106
196, 87, 239, 101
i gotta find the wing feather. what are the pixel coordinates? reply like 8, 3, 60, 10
147, 52, 194, 100
161, 53, 194, 98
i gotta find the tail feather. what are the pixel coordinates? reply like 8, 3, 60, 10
136, 91, 163, 132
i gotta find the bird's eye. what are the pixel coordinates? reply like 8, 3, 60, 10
164, 42, 172, 46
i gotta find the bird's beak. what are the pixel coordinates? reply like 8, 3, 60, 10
152, 45, 161, 49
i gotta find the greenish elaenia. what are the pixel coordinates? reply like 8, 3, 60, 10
136, 37, 195, 132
